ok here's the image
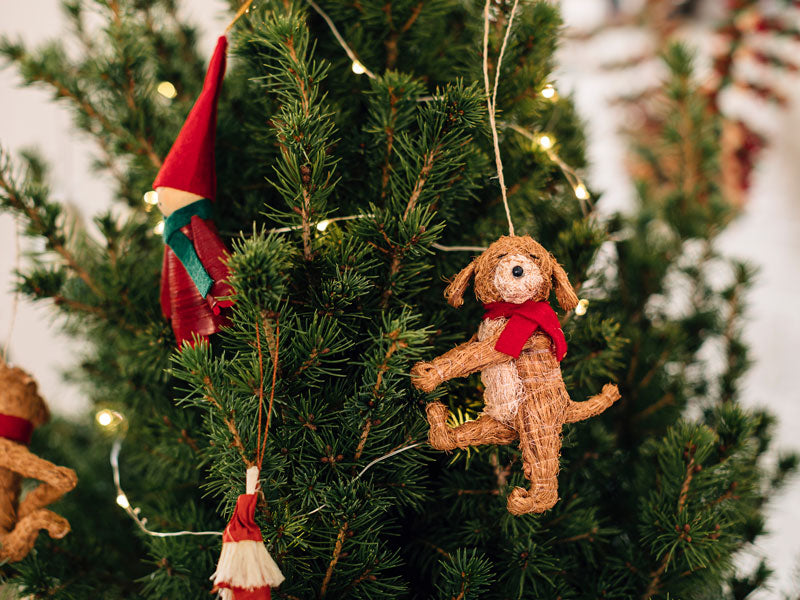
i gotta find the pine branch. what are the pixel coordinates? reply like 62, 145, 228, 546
403, 144, 441, 220
0, 160, 102, 297
384, 1, 425, 69
354, 328, 408, 461
642, 455, 695, 599
319, 521, 349, 598
301, 187, 312, 260
12, 63, 162, 168
202, 376, 251, 466
380, 90, 399, 199
380, 141, 438, 307
634, 392, 676, 422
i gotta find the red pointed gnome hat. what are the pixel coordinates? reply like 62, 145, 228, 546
153, 35, 228, 201
222, 494, 264, 544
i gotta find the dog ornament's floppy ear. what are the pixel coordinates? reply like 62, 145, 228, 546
444, 260, 477, 308
550, 256, 578, 312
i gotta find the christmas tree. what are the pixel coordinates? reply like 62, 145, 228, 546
0, 0, 796, 598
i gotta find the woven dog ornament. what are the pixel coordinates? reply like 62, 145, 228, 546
410, 235, 621, 515
153, 35, 235, 348
0, 363, 77, 561
212, 466, 285, 599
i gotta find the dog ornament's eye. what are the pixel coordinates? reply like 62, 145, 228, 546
512, 265, 524, 278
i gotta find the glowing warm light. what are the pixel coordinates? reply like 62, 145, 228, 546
153, 221, 165, 235
541, 84, 556, 99
116, 494, 130, 509
157, 81, 177, 99
575, 298, 589, 316
574, 184, 589, 200
96, 410, 114, 427
316, 219, 330, 232
143, 191, 159, 205
538, 134, 554, 150
351, 60, 366, 75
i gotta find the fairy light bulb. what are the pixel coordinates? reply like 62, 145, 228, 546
538, 134, 554, 150
351, 60, 366, 75
96, 409, 114, 427
575, 298, 589, 316
541, 84, 556, 99
143, 191, 158, 205
116, 494, 130, 509
574, 183, 589, 200
156, 81, 177, 99
153, 221, 165, 235
316, 219, 330, 231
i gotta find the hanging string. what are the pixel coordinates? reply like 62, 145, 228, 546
482, 0, 520, 237
225, 0, 256, 34
2, 217, 21, 364
254, 320, 266, 468
255, 318, 280, 469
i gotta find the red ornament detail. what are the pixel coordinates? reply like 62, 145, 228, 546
153, 36, 228, 201
223, 494, 265, 544
483, 300, 568, 361
216, 586, 271, 600
160, 216, 235, 347
0, 413, 33, 445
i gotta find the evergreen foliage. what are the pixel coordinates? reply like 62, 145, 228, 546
0, 1, 795, 599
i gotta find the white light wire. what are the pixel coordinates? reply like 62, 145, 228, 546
296, 442, 423, 518
304, 0, 377, 79
110, 436, 423, 535
111, 437, 223, 537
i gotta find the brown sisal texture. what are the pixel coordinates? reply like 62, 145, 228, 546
412, 235, 619, 516
444, 235, 578, 310
0, 364, 77, 562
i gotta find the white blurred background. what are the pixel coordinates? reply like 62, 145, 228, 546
1, 0, 798, 595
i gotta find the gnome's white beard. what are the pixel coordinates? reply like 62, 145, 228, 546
213, 540, 285, 589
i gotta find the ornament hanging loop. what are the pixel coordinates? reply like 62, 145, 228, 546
482, 0, 520, 236
246, 465, 259, 495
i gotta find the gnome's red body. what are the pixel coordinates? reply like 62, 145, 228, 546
154, 36, 235, 347
160, 219, 234, 346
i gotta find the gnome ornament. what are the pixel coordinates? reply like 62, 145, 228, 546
212, 466, 285, 599
154, 35, 235, 348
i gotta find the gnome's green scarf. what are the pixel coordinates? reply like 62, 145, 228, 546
163, 198, 214, 297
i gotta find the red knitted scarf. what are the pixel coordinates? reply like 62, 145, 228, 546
482, 300, 567, 361
0, 413, 33, 445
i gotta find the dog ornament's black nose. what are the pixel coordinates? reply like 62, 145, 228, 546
512, 265, 524, 278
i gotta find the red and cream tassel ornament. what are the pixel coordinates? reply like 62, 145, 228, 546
212, 466, 285, 599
